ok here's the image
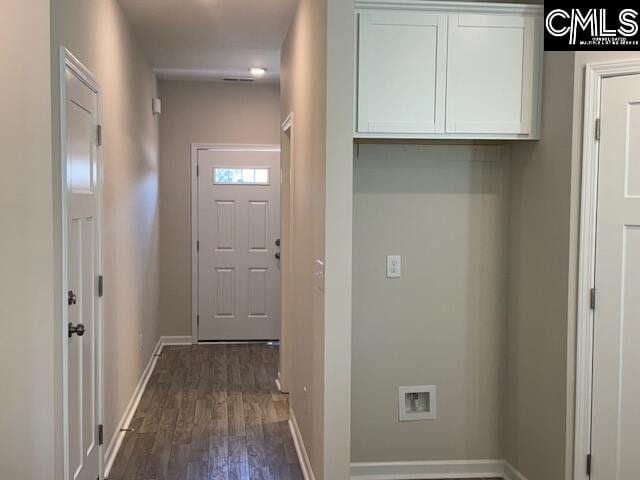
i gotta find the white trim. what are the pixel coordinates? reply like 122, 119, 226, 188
355, 0, 542, 15
190, 143, 281, 343
503, 461, 528, 480
161, 335, 194, 345
279, 114, 294, 394
281, 112, 295, 132
103, 338, 162, 476
351, 459, 507, 479
191, 143, 199, 344
59, 47, 104, 480
103, 336, 193, 476
574, 59, 640, 480
289, 408, 316, 480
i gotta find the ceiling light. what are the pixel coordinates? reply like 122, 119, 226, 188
249, 67, 267, 77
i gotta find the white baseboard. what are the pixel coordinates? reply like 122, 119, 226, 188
288, 408, 316, 480
503, 461, 528, 480
160, 335, 193, 345
351, 459, 526, 480
103, 335, 194, 476
103, 337, 163, 476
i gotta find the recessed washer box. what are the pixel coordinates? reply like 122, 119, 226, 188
399, 385, 437, 421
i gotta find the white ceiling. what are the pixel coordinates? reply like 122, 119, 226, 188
118, 0, 299, 81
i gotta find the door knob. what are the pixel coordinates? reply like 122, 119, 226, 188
68, 290, 77, 306
275, 238, 281, 247
275, 252, 281, 260
68, 323, 86, 338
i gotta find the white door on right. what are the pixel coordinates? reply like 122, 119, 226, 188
591, 73, 640, 479
446, 14, 535, 135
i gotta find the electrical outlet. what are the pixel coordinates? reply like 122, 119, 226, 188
386, 255, 401, 278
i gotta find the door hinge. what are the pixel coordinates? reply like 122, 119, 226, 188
197, 314, 200, 327
196, 164, 199, 177
97, 124, 103, 147
98, 424, 104, 446
590, 288, 596, 310
595, 118, 601, 141
196, 240, 200, 252
98, 275, 104, 297
586, 453, 592, 476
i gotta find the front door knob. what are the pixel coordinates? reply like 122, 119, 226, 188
68, 323, 86, 338
275, 252, 281, 260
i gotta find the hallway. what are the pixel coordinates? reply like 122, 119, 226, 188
108, 344, 303, 480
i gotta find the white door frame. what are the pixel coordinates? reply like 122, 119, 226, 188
279, 113, 294, 392
574, 59, 640, 480
190, 143, 281, 343
59, 48, 104, 479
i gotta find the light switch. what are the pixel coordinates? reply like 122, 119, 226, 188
386, 255, 401, 278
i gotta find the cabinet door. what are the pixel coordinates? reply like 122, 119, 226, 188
357, 11, 447, 134
446, 14, 535, 135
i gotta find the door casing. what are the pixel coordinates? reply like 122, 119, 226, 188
59, 48, 104, 480
279, 113, 295, 393
190, 143, 281, 343
574, 59, 640, 480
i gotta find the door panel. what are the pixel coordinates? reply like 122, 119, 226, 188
446, 14, 534, 134
357, 11, 447, 134
197, 148, 280, 341
215, 201, 235, 250
65, 66, 101, 480
591, 73, 640, 480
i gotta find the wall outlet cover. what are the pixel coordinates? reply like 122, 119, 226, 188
386, 255, 401, 278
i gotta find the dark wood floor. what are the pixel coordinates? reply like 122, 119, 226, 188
108, 343, 303, 480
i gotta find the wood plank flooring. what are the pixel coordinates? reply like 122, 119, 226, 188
108, 344, 303, 480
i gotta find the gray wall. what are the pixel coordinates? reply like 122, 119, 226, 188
506, 51, 640, 480
0, 1, 55, 477
505, 52, 576, 480
157, 80, 281, 337
352, 144, 509, 462
52, 0, 161, 453
280, 0, 328, 475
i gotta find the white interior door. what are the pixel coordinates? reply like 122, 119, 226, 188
64, 61, 101, 480
591, 73, 640, 479
197, 146, 281, 341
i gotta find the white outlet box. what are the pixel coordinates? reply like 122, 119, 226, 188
386, 255, 401, 278
399, 385, 437, 421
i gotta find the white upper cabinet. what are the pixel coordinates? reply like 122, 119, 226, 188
355, 1, 543, 140
357, 11, 447, 134
446, 14, 535, 135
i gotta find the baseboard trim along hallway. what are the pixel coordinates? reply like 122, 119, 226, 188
502, 461, 528, 480
289, 408, 316, 480
350, 459, 527, 480
103, 336, 192, 476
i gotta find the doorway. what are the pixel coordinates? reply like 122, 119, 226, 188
192, 144, 281, 341
576, 61, 640, 480
60, 49, 104, 480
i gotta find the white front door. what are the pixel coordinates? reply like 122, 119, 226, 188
591, 73, 640, 479
64, 60, 102, 480
196, 146, 281, 341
